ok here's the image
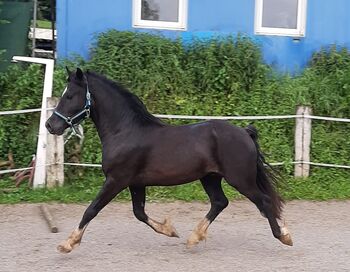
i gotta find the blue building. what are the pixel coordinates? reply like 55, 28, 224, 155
57, 0, 350, 73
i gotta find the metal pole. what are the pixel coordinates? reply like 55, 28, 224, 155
50, 0, 56, 59
32, 0, 38, 57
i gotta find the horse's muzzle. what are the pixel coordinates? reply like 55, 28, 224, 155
45, 119, 65, 135
45, 120, 54, 134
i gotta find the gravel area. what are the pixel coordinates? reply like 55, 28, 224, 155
1, 200, 349, 272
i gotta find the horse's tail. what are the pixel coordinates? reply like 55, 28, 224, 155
245, 125, 284, 219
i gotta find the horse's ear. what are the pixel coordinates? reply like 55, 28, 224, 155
65, 66, 71, 75
76, 68, 84, 80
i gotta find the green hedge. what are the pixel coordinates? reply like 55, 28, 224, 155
1, 30, 350, 201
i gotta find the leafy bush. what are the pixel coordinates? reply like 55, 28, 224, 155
0, 65, 43, 165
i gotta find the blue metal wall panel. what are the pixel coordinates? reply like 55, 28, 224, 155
57, 0, 132, 59
57, 0, 350, 73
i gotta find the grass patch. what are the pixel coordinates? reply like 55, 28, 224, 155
1, 169, 350, 204
35, 20, 52, 29
283, 169, 350, 200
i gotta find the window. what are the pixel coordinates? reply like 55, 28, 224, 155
133, 0, 188, 30
255, 0, 307, 37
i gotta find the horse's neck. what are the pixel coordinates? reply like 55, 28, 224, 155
89, 78, 130, 142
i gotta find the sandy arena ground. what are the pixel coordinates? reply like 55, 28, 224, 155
0, 200, 349, 272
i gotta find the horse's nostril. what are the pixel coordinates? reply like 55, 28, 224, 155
46, 121, 53, 132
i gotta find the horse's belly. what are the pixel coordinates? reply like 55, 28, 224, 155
139, 153, 217, 186
140, 169, 204, 186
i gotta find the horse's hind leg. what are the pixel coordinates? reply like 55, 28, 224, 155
129, 185, 179, 237
187, 174, 228, 248
225, 172, 292, 246
57, 177, 127, 253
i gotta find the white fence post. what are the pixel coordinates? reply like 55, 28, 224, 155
46, 97, 64, 187
12, 56, 54, 188
294, 106, 312, 177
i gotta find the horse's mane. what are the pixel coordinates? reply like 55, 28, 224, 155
88, 72, 165, 127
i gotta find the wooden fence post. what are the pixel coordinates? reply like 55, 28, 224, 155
46, 97, 64, 187
294, 106, 312, 178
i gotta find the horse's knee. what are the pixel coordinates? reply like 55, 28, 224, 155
214, 197, 229, 211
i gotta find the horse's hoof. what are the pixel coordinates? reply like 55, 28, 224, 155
186, 231, 207, 248
171, 229, 180, 238
57, 241, 73, 253
186, 218, 210, 248
163, 218, 180, 238
186, 238, 199, 248
279, 233, 293, 246
278, 226, 293, 246
186, 236, 205, 248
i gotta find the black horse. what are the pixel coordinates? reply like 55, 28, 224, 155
46, 68, 293, 253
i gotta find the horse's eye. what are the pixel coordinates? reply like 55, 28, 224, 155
66, 94, 73, 100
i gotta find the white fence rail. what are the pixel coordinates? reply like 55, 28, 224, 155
0, 106, 348, 124
0, 108, 50, 115
2, 107, 350, 122
1, 104, 350, 186
3, 160, 350, 176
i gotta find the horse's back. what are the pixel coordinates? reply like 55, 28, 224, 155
147, 119, 256, 167
135, 120, 256, 185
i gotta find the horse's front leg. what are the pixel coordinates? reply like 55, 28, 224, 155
186, 174, 228, 247
129, 185, 179, 238
57, 177, 127, 253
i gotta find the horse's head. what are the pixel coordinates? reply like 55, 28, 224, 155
46, 67, 91, 135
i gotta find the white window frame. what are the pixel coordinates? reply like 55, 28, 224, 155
255, 0, 307, 37
132, 0, 188, 31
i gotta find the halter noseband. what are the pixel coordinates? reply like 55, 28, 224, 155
54, 76, 92, 134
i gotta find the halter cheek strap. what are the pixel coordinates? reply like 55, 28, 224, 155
53, 76, 92, 133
